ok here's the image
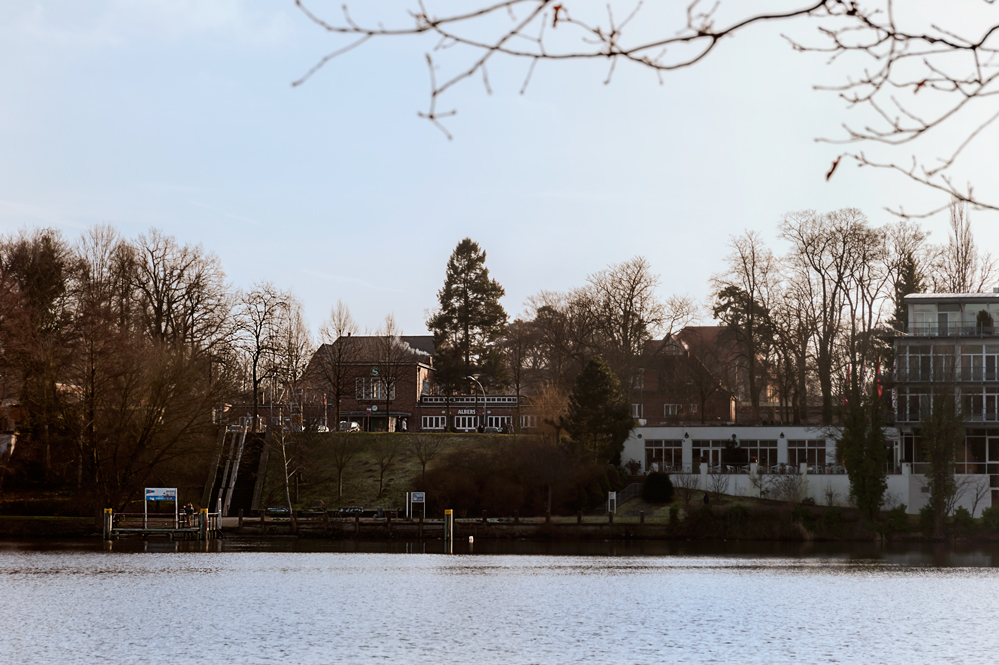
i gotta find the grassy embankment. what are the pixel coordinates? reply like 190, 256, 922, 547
257, 432, 504, 511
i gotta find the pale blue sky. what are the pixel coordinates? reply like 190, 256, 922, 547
2, 2, 996, 335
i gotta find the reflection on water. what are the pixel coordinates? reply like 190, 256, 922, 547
3, 539, 999, 664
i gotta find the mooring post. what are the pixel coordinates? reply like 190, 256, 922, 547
418, 514, 423, 539
354, 513, 360, 539
577, 511, 582, 524
260, 509, 265, 528
444, 509, 454, 548
546, 510, 551, 524
640, 510, 645, 525
608, 511, 614, 524
238, 509, 243, 532
513, 510, 519, 524
103, 508, 112, 540
386, 512, 392, 537
199, 508, 208, 541
482, 510, 487, 524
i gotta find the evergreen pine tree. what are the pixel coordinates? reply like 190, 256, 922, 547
563, 355, 632, 466
427, 238, 508, 387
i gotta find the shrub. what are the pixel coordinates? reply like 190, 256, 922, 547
801, 496, 816, 506
669, 504, 679, 525
597, 473, 612, 494
952, 506, 975, 533
882, 504, 908, 533
919, 505, 935, 537
982, 506, 999, 533
607, 467, 624, 491
727, 504, 748, 525
820, 506, 842, 530
642, 472, 674, 504
791, 505, 810, 523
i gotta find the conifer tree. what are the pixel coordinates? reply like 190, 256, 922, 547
563, 355, 632, 466
427, 238, 508, 388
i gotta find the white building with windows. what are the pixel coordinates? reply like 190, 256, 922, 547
623, 423, 990, 516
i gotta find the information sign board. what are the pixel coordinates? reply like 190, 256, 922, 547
145, 488, 177, 502
411, 492, 425, 503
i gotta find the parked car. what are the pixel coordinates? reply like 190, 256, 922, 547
339, 421, 361, 432
316, 425, 329, 433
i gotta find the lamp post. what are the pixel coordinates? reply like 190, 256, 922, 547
466, 375, 485, 432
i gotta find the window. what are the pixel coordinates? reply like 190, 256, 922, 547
740, 440, 778, 468
422, 416, 445, 430
787, 440, 827, 467
520, 415, 537, 428
689, 403, 697, 413
631, 403, 643, 418
453, 415, 477, 430
487, 415, 512, 429
644, 439, 684, 472
664, 404, 680, 417
355, 377, 395, 400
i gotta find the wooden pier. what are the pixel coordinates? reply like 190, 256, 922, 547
102, 508, 222, 541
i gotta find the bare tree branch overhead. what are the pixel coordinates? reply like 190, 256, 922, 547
296, 0, 999, 214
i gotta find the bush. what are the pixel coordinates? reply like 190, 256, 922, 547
791, 505, 810, 523
607, 467, 624, 491
642, 472, 674, 504
982, 506, 999, 533
597, 473, 612, 494
727, 504, 748, 525
820, 506, 844, 531
919, 505, 935, 537
882, 504, 908, 533
669, 504, 679, 525
801, 496, 816, 506
952, 506, 975, 533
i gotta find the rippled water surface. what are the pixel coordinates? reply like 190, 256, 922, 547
3, 539, 999, 664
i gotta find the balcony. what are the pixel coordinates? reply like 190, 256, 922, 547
894, 367, 999, 383
898, 324, 998, 338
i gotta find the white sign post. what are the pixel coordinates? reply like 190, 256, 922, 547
411, 492, 425, 520
144, 488, 178, 528
607, 491, 617, 515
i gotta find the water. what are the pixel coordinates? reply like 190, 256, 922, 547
3, 539, 999, 664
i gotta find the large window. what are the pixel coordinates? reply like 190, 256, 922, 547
487, 415, 512, 429
664, 404, 680, 418
787, 440, 827, 467
355, 377, 395, 401
644, 439, 683, 472
740, 440, 778, 468
631, 404, 643, 418
520, 415, 537, 428
422, 416, 445, 430
453, 415, 477, 430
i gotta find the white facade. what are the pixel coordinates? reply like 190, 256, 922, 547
623, 425, 992, 517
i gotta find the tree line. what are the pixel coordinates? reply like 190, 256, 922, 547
0, 201, 991, 511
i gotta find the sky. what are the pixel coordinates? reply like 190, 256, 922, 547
2, 1, 997, 336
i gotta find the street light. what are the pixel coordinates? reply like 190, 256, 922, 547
466, 375, 485, 432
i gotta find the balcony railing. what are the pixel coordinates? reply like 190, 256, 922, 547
899, 324, 998, 338
894, 368, 999, 383
420, 395, 521, 405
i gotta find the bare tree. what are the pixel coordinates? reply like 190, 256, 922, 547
296, 2, 999, 213
671, 471, 701, 507
237, 283, 289, 432
316, 300, 360, 430
329, 431, 364, 498
712, 231, 777, 423
410, 432, 446, 483
933, 199, 997, 294
370, 437, 404, 497
708, 471, 730, 499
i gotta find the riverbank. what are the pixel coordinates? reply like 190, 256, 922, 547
6, 504, 999, 543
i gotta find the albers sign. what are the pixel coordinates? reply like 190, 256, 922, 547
457, 409, 476, 415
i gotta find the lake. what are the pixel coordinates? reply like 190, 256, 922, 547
3, 538, 999, 664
